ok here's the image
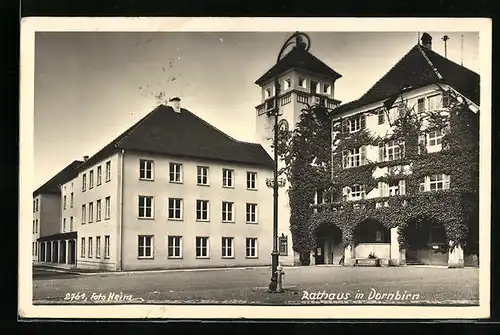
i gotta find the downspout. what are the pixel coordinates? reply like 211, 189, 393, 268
117, 149, 125, 271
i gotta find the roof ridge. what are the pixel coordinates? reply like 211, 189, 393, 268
34, 160, 84, 194
416, 44, 444, 80
114, 105, 164, 148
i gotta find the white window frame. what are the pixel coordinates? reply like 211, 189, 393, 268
138, 196, 154, 219
246, 203, 258, 223
104, 235, 110, 258
343, 147, 366, 168
97, 166, 102, 185
265, 87, 273, 98
377, 109, 385, 125
89, 170, 94, 189
222, 201, 234, 223
82, 173, 87, 192
246, 238, 258, 258
428, 129, 444, 147
195, 236, 209, 258
385, 139, 404, 161
88, 237, 93, 258
139, 159, 154, 180
105, 196, 111, 220
419, 174, 451, 192
246, 171, 257, 190
82, 204, 86, 224
298, 77, 307, 89
88, 202, 94, 223
284, 78, 291, 90
221, 237, 234, 258
96, 199, 102, 221
323, 83, 332, 95
138, 235, 154, 259
196, 200, 210, 221
222, 168, 234, 188
168, 198, 183, 220
427, 94, 443, 111
169, 162, 183, 183
197, 166, 209, 185
105, 161, 111, 182
167, 236, 182, 259
96, 236, 101, 258
343, 185, 366, 201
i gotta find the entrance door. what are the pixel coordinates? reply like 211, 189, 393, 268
315, 242, 325, 265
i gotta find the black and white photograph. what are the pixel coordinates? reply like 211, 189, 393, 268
19, 18, 491, 319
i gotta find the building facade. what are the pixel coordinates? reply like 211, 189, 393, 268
309, 33, 480, 268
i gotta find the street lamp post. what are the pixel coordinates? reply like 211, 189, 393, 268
266, 31, 311, 293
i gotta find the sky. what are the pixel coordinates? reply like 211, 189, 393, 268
34, 31, 479, 189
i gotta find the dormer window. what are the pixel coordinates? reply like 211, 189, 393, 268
284, 78, 291, 90
298, 77, 306, 89
341, 114, 366, 133
323, 84, 331, 95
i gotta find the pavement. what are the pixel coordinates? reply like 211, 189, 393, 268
32, 265, 480, 306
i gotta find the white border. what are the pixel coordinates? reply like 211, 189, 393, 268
19, 17, 492, 319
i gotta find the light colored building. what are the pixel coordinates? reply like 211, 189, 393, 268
42, 100, 275, 271
34, 160, 83, 265
311, 33, 480, 268
254, 38, 342, 265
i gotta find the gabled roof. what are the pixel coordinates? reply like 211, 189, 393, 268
335, 44, 480, 114
34, 160, 84, 197
77, 105, 274, 171
255, 45, 342, 86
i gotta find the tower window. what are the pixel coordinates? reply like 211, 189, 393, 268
310, 81, 319, 94
284, 78, 291, 90
323, 84, 331, 95
298, 77, 306, 88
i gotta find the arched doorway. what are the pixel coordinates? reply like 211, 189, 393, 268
353, 219, 391, 259
314, 224, 343, 265
402, 217, 448, 265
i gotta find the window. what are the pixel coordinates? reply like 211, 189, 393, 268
246, 238, 258, 258
419, 174, 451, 192
196, 237, 209, 258
81, 237, 86, 257
342, 147, 366, 168
222, 202, 234, 222
222, 169, 234, 188
82, 173, 87, 192
63, 195, 67, 210
196, 200, 209, 221
279, 235, 288, 256
35, 242, 37, 256
32, 220, 35, 233
298, 77, 306, 88
323, 84, 331, 95
97, 166, 102, 185
70, 216, 74, 231
104, 235, 110, 258
386, 180, 406, 196
169, 163, 183, 183
310, 81, 319, 94
88, 237, 93, 258
82, 204, 86, 224
63, 218, 66, 231
428, 129, 443, 147
105, 161, 111, 182
70, 192, 74, 208
138, 196, 154, 219
246, 203, 257, 223
36, 219, 38, 233
379, 140, 404, 162
33, 200, 35, 213
377, 109, 385, 125
96, 199, 102, 221
88, 202, 94, 223
139, 159, 154, 180
167, 236, 182, 258
284, 78, 291, 90
265, 87, 273, 98
343, 185, 366, 201
428, 94, 442, 111
89, 170, 94, 189
221, 237, 234, 258
197, 166, 209, 185
341, 114, 366, 133
246, 171, 257, 190
138, 235, 154, 259
168, 198, 183, 220
96, 236, 101, 258
105, 197, 111, 219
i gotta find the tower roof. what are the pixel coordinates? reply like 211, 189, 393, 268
255, 45, 342, 86
335, 43, 480, 113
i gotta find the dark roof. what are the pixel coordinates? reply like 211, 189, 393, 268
78, 105, 274, 171
255, 45, 342, 86
34, 160, 84, 196
335, 44, 480, 114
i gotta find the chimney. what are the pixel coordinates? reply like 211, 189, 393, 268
421, 32, 432, 50
83, 155, 89, 162
169, 96, 181, 113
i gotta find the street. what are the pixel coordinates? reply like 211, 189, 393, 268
33, 265, 479, 305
